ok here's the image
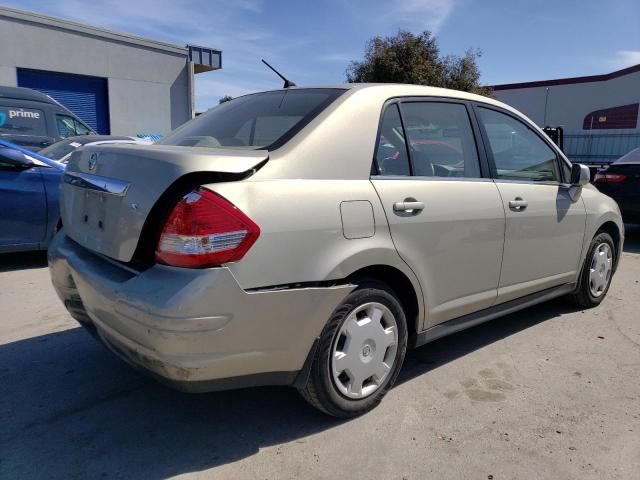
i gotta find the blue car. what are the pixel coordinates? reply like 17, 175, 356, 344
0, 139, 65, 253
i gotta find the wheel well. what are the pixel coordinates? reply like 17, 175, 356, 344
597, 221, 622, 269
347, 265, 420, 334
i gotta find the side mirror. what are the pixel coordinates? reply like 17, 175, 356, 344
0, 148, 35, 169
571, 163, 590, 187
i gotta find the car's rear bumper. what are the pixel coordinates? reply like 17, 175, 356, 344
48, 233, 353, 392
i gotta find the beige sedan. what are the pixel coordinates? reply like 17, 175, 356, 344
49, 84, 623, 417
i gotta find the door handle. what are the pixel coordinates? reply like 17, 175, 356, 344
508, 197, 528, 211
393, 201, 425, 212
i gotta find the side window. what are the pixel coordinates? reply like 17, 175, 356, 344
0, 161, 16, 170
0, 147, 27, 171
56, 115, 77, 138
402, 102, 481, 178
74, 120, 91, 135
374, 104, 410, 176
478, 107, 561, 183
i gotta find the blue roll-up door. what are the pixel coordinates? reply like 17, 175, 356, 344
17, 69, 110, 134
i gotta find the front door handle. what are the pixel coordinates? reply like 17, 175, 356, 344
508, 197, 528, 211
393, 201, 425, 212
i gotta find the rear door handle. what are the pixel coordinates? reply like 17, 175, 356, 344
508, 197, 528, 211
393, 201, 425, 212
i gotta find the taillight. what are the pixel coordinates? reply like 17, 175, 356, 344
155, 188, 260, 268
593, 172, 627, 183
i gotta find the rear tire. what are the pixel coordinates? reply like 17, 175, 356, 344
570, 231, 616, 308
299, 279, 407, 417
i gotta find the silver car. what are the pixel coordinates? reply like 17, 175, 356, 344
49, 85, 623, 417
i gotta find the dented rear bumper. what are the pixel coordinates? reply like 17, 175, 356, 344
48, 233, 353, 392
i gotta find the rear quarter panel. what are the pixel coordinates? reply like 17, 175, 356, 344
208, 179, 418, 285
206, 178, 425, 331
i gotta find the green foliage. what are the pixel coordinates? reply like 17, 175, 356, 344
346, 30, 492, 96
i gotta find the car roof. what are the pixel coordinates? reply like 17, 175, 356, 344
0, 86, 60, 106
239, 83, 517, 114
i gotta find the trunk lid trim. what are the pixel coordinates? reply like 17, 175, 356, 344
63, 171, 130, 196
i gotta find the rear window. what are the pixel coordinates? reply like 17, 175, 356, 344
39, 138, 83, 161
0, 106, 46, 136
616, 147, 640, 164
159, 89, 345, 150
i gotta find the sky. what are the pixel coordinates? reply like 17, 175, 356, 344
5, 0, 640, 111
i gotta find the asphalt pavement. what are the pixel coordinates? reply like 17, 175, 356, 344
1, 226, 639, 479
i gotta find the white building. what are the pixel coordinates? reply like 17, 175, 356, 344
493, 64, 640, 164
0, 6, 221, 137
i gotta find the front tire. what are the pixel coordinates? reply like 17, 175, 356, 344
299, 279, 408, 417
570, 231, 616, 308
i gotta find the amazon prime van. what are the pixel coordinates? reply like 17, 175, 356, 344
0, 86, 94, 151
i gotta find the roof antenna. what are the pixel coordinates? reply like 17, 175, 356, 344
261, 59, 296, 88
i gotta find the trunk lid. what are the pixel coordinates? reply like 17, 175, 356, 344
60, 144, 267, 262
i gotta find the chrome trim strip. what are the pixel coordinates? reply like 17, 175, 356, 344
63, 171, 130, 196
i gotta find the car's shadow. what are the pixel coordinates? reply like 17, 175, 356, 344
1, 298, 574, 479
623, 223, 640, 254
0, 250, 48, 273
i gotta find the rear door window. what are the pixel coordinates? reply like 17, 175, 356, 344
401, 102, 481, 178
374, 104, 411, 176
0, 107, 46, 136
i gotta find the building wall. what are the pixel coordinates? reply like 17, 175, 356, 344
493, 70, 640, 131
0, 15, 190, 136
493, 70, 640, 164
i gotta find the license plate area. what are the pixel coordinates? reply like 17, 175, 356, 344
81, 190, 108, 235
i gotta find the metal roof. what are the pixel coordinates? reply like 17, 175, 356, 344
492, 63, 640, 91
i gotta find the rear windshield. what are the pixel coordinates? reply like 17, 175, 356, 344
616, 147, 640, 164
159, 88, 345, 150
0, 106, 46, 136
39, 139, 82, 161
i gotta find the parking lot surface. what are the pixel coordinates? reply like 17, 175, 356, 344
1, 226, 639, 479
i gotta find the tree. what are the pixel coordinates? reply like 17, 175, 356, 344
346, 30, 491, 96
219, 95, 234, 104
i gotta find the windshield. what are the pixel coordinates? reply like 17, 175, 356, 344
159, 88, 345, 150
39, 139, 83, 161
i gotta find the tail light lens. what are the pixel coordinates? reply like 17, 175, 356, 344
594, 172, 627, 183
156, 188, 260, 268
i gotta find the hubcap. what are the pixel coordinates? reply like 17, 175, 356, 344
331, 302, 398, 399
589, 242, 613, 298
